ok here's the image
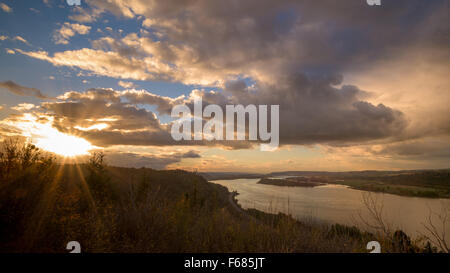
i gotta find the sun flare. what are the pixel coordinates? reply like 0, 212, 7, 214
35, 133, 94, 157
5, 113, 96, 157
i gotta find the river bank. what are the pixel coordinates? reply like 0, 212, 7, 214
211, 178, 450, 249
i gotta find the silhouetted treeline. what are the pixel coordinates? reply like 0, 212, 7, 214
0, 140, 439, 252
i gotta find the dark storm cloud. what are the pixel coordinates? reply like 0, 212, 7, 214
37, 88, 252, 149
25, 0, 448, 87
43, 75, 406, 148
189, 73, 408, 145
43, 100, 161, 131
14, 0, 448, 152
84, 0, 448, 78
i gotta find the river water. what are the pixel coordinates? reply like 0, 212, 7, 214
211, 178, 450, 245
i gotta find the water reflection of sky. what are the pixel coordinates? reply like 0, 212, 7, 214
212, 178, 450, 245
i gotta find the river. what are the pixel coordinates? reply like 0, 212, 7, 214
211, 178, 450, 245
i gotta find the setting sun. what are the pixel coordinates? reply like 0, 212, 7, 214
35, 133, 94, 157
4, 113, 95, 157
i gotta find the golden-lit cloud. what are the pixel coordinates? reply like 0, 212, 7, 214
74, 123, 109, 131
1, 0, 449, 171
53, 22, 91, 45
11, 103, 36, 111
0, 113, 96, 157
0, 2, 12, 13
13, 36, 30, 45
0, 35, 30, 45
17, 47, 178, 82
118, 80, 137, 89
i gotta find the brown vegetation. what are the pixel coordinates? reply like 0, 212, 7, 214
0, 139, 442, 253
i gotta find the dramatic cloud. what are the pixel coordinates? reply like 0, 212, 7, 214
0, 81, 48, 99
17, 47, 178, 82
192, 74, 407, 145
1, 0, 449, 170
66, 0, 446, 85
0, 82, 406, 151
347, 46, 450, 142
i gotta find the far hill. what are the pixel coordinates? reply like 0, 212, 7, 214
200, 172, 263, 180
267, 169, 450, 198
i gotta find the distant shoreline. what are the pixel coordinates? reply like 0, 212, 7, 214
257, 177, 324, 187
206, 170, 450, 199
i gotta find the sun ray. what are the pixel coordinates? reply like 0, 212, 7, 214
74, 163, 98, 213
24, 158, 67, 250
3, 113, 96, 157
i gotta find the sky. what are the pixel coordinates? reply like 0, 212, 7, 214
0, 0, 449, 172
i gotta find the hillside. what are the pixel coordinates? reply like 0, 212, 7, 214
0, 143, 440, 252
200, 172, 263, 180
